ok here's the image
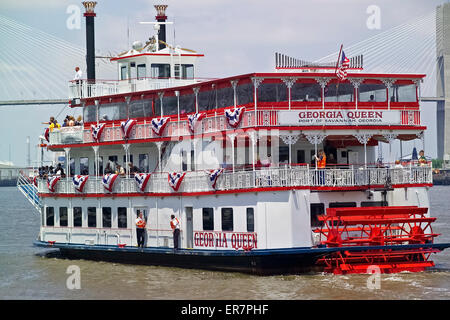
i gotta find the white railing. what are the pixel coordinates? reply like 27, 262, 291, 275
37, 166, 433, 195
68, 78, 203, 99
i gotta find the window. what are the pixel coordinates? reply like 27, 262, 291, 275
88, 207, 97, 228
221, 208, 233, 231
297, 150, 305, 164
236, 82, 253, 105
246, 208, 254, 232
80, 157, 89, 175
179, 92, 195, 114
182, 64, 194, 79
389, 84, 417, 102
361, 201, 388, 207
123, 154, 133, 166
138, 154, 149, 172
59, 207, 68, 227
291, 82, 322, 102
310, 203, 324, 228
279, 146, 289, 164
73, 207, 82, 227
151, 63, 170, 78
102, 207, 112, 228
120, 65, 127, 80
258, 82, 288, 103
161, 95, 178, 115
216, 86, 234, 109
329, 202, 357, 208
137, 64, 146, 79
190, 150, 195, 171
202, 208, 214, 231
358, 83, 387, 102
118, 207, 127, 228
46, 207, 54, 227
325, 82, 354, 102
198, 88, 216, 111
98, 156, 103, 175
70, 158, 75, 176
99, 103, 126, 121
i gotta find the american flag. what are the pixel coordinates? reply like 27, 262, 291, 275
336, 51, 350, 81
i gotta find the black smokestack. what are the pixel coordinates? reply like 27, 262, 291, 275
155, 5, 168, 50
83, 1, 97, 81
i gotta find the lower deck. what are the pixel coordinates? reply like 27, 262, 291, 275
39, 186, 432, 251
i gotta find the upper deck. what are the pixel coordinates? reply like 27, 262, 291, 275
55, 71, 425, 149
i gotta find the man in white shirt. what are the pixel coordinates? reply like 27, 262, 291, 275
74, 67, 83, 97
74, 67, 83, 81
170, 214, 180, 249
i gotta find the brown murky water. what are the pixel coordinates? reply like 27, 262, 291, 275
1, 186, 449, 300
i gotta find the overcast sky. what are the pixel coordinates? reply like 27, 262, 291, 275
0, 0, 446, 166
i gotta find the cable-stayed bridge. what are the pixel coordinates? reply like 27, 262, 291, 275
0, 5, 449, 162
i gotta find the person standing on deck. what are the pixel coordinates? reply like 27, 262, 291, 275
170, 215, 181, 249
135, 211, 146, 248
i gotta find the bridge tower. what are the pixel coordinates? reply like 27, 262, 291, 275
436, 3, 450, 165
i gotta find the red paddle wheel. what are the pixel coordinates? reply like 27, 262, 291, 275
315, 206, 440, 274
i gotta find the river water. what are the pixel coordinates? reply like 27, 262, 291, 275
0, 186, 449, 300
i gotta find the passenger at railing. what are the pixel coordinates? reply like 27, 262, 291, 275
313, 150, 326, 185
115, 163, 125, 176
101, 114, 109, 121
62, 118, 68, 127
104, 162, 114, 174
55, 163, 65, 177
128, 162, 140, 176
313, 150, 327, 169
394, 160, 404, 169
42, 117, 61, 132
74, 115, 83, 126
368, 94, 375, 102
418, 150, 427, 167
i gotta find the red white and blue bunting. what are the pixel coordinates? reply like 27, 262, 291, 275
205, 168, 223, 189
225, 107, 245, 128
151, 117, 170, 136
187, 112, 206, 134
120, 119, 137, 139
72, 175, 89, 192
168, 172, 186, 192
91, 123, 106, 142
134, 173, 151, 192
44, 128, 50, 142
47, 176, 60, 192
102, 173, 118, 192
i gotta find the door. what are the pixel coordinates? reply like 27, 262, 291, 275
185, 207, 193, 248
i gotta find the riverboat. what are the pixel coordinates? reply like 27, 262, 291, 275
18, 2, 450, 275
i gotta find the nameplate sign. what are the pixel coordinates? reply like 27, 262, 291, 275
278, 110, 401, 126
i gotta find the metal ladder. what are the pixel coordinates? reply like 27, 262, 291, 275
16, 172, 41, 213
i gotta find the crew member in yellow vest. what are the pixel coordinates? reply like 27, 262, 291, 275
170, 214, 180, 249
135, 211, 146, 248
